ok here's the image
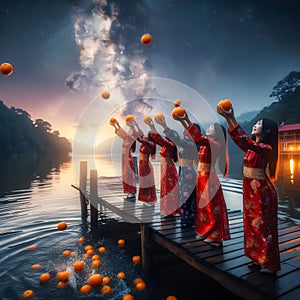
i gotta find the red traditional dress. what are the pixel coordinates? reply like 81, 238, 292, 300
115, 127, 138, 195
228, 124, 280, 271
137, 135, 157, 203
188, 124, 231, 242
150, 132, 180, 215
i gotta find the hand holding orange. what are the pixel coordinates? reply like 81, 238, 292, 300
217, 99, 232, 112
154, 112, 165, 123
172, 107, 186, 120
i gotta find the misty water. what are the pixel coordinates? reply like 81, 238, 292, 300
0, 154, 299, 300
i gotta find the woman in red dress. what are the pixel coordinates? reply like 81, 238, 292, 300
175, 111, 231, 247
110, 117, 140, 201
133, 120, 157, 205
146, 115, 180, 216
218, 103, 280, 273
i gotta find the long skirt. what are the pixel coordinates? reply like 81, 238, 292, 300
121, 151, 136, 194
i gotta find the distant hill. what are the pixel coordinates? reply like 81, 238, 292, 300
0, 100, 71, 158
236, 110, 260, 123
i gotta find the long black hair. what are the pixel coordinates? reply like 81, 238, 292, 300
212, 123, 229, 177
147, 132, 157, 159
257, 118, 279, 181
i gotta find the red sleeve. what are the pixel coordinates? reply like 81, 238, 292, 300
150, 133, 175, 152
137, 136, 155, 148
228, 124, 272, 153
187, 124, 210, 147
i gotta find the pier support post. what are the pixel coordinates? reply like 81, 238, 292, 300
90, 169, 99, 231
141, 223, 153, 275
79, 161, 88, 220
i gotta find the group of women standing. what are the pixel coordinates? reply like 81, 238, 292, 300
110, 99, 281, 274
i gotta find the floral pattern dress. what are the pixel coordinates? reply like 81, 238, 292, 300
137, 135, 157, 203
115, 127, 139, 195
150, 132, 180, 215
188, 124, 231, 242
228, 124, 280, 271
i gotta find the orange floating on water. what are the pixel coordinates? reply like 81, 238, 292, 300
80, 285, 92, 295
133, 277, 144, 285
166, 296, 178, 300
88, 274, 103, 288
135, 281, 146, 291
117, 272, 126, 279
56, 271, 70, 282
217, 99, 232, 111
26, 244, 37, 251
86, 249, 94, 256
84, 245, 93, 251
98, 246, 107, 253
39, 273, 51, 284
57, 281, 68, 288
92, 259, 101, 268
173, 99, 181, 107
132, 255, 141, 264
57, 222, 67, 231
117, 239, 125, 247
123, 294, 134, 300
22, 290, 34, 299
141, 33, 152, 45
31, 264, 41, 269
73, 261, 85, 272
171, 107, 186, 120
62, 250, 71, 256
101, 285, 112, 295
102, 276, 111, 285
78, 237, 85, 243
101, 91, 110, 99
0, 63, 13, 76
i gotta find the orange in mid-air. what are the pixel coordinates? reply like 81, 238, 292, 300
57, 222, 67, 231
173, 99, 181, 107
171, 107, 185, 120
0, 63, 13, 76
39, 273, 51, 284
141, 33, 152, 45
122, 294, 134, 300
218, 99, 232, 111
132, 255, 141, 264
80, 285, 92, 295
73, 261, 85, 272
101, 91, 110, 99
22, 290, 34, 299
117, 239, 125, 247
88, 274, 103, 288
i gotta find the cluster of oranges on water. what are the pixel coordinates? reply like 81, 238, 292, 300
23, 221, 177, 300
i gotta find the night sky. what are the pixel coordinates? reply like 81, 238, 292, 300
1, 0, 300, 143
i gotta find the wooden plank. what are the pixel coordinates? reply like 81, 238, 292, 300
276, 286, 300, 300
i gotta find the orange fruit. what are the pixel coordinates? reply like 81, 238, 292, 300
57, 222, 67, 231
123, 294, 134, 300
141, 33, 152, 45
117, 272, 126, 279
154, 112, 165, 123
143, 115, 152, 124
117, 239, 125, 247
80, 285, 92, 295
31, 264, 41, 269
84, 245, 93, 251
88, 274, 103, 288
133, 278, 144, 285
135, 281, 146, 291
173, 99, 181, 107
101, 285, 112, 295
102, 276, 111, 285
62, 250, 71, 256
98, 246, 107, 253
110, 117, 117, 125
218, 99, 232, 111
101, 91, 110, 99
56, 271, 70, 282
0, 63, 13, 76
83, 253, 89, 259
92, 259, 101, 268
86, 249, 94, 256
132, 255, 141, 264
78, 237, 85, 243
22, 290, 34, 299
125, 115, 134, 122
57, 281, 68, 288
73, 261, 85, 272
39, 273, 51, 284
26, 244, 37, 251
166, 296, 178, 300
172, 107, 185, 120
92, 254, 100, 260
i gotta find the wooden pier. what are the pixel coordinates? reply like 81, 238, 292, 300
72, 162, 300, 300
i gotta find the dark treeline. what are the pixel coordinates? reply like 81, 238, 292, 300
227, 71, 300, 178
0, 100, 72, 158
